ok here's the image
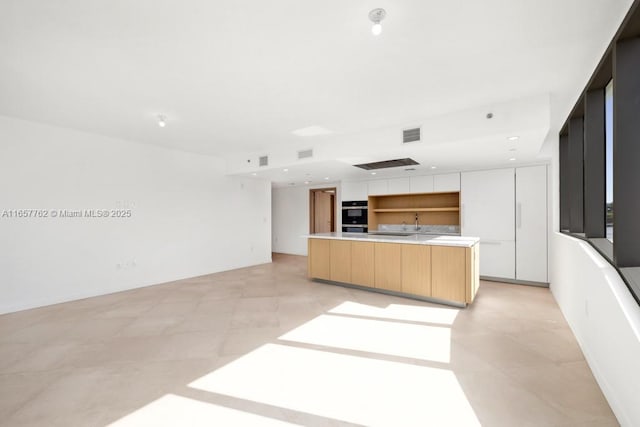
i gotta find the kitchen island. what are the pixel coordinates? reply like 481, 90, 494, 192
307, 232, 480, 307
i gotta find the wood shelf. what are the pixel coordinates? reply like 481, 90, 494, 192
368, 191, 461, 229
373, 207, 460, 213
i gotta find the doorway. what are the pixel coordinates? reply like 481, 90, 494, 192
309, 188, 336, 234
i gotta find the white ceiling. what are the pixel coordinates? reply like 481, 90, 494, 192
0, 0, 634, 184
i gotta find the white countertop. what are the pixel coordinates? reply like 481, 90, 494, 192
307, 232, 480, 248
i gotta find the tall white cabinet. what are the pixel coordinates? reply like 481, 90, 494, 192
461, 165, 548, 283
461, 169, 516, 279
515, 165, 548, 283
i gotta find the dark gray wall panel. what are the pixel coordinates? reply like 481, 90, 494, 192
559, 134, 571, 230
613, 37, 640, 266
568, 117, 585, 233
584, 90, 606, 238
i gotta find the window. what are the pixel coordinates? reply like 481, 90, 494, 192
605, 80, 613, 242
558, 9, 640, 304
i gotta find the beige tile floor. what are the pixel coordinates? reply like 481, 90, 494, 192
0, 254, 618, 426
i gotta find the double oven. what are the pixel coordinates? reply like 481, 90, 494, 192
341, 200, 368, 233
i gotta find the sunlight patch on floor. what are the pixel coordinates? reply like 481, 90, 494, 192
108, 394, 297, 427
189, 343, 480, 427
328, 301, 460, 325
279, 313, 452, 363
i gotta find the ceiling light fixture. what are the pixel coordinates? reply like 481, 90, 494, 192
251, 173, 257, 176
371, 172, 377, 175
304, 181, 310, 184
431, 166, 437, 169
369, 8, 386, 36
324, 177, 329, 180
157, 115, 167, 128
283, 168, 289, 172
507, 136, 519, 141
509, 157, 516, 161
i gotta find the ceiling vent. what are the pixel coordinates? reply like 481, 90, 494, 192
259, 155, 268, 167
297, 149, 313, 160
402, 127, 421, 144
354, 158, 420, 170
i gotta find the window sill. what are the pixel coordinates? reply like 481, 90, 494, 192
561, 231, 640, 306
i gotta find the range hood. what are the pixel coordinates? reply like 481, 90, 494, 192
353, 158, 419, 170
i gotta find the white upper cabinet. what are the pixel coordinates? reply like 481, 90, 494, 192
434, 173, 461, 192
515, 165, 548, 283
410, 175, 434, 193
387, 177, 411, 194
341, 181, 368, 202
367, 179, 389, 196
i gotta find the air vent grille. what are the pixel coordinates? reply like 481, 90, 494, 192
354, 158, 420, 170
403, 127, 421, 143
259, 155, 268, 167
298, 149, 313, 159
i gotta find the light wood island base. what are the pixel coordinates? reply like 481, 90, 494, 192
308, 236, 479, 307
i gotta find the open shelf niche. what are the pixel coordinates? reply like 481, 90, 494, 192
368, 191, 460, 230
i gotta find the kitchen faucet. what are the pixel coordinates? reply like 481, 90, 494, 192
415, 212, 420, 231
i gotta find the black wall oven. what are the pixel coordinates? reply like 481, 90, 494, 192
342, 201, 368, 233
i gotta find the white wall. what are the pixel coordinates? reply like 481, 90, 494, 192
550, 234, 640, 426
548, 137, 640, 427
272, 184, 340, 256
0, 116, 272, 314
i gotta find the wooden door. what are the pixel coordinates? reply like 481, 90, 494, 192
311, 190, 335, 233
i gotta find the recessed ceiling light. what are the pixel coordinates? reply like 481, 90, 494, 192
507, 136, 519, 141
251, 173, 257, 176
304, 181, 310, 184
509, 157, 516, 161
371, 172, 377, 175
324, 177, 329, 180
283, 168, 289, 172
157, 115, 167, 128
431, 166, 437, 169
